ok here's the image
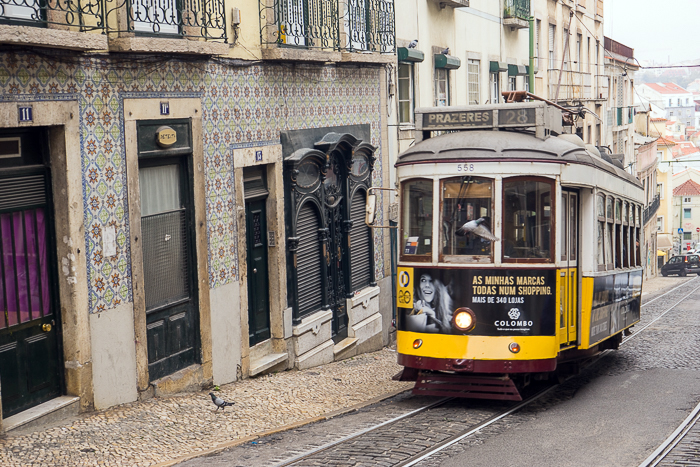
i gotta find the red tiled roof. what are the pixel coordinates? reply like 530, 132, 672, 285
651, 117, 668, 122
674, 179, 700, 196
645, 82, 690, 94
673, 146, 700, 158
657, 136, 677, 146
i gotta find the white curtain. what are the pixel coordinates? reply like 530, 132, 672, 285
139, 164, 180, 217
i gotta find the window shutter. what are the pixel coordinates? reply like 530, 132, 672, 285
0, 174, 47, 212
296, 202, 323, 316
350, 190, 371, 291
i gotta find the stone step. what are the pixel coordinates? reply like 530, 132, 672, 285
3, 396, 80, 435
250, 352, 288, 377
333, 337, 358, 359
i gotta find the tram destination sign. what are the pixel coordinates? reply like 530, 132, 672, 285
421, 110, 493, 129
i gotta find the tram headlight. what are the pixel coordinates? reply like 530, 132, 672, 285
509, 342, 521, 354
413, 339, 423, 349
452, 307, 476, 332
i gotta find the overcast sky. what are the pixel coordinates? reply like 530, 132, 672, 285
604, 0, 700, 64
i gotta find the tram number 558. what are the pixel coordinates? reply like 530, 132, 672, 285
457, 163, 475, 172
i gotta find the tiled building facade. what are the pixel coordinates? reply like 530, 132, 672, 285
0, 1, 395, 428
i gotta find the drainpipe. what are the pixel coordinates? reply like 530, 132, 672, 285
529, 15, 535, 93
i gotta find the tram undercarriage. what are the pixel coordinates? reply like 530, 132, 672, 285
393, 334, 624, 401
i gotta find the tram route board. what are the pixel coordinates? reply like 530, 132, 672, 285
414, 102, 561, 139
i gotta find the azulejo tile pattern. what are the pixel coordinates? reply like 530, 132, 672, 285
0, 51, 384, 313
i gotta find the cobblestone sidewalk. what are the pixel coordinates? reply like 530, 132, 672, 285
0, 348, 412, 467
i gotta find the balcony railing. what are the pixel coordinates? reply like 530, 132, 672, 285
0, 0, 105, 32
343, 0, 394, 52
643, 194, 660, 225
260, 0, 394, 53
503, 0, 529, 20
0, 0, 227, 41
110, 0, 226, 40
548, 69, 593, 101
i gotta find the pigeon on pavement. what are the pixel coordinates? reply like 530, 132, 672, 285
441, 47, 450, 55
209, 392, 235, 411
455, 217, 498, 241
408, 39, 418, 48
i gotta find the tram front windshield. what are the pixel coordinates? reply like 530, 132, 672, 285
401, 177, 553, 263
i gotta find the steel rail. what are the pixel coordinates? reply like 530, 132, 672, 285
274, 397, 453, 467
397, 385, 557, 467
638, 402, 700, 467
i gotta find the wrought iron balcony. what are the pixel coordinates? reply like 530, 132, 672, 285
343, 0, 394, 53
0, 0, 227, 41
0, 0, 105, 32
504, 0, 529, 19
643, 194, 660, 226
110, 0, 226, 40
260, 0, 394, 53
548, 69, 594, 101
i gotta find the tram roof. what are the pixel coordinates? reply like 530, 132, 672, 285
396, 130, 642, 188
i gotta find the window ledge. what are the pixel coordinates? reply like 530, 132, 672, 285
341, 52, 396, 64
0, 24, 108, 51
261, 46, 342, 63
109, 36, 229, 56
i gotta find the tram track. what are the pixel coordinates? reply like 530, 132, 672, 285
269, 278, 700, 467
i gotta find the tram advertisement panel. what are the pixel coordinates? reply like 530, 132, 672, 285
397, 267, 556, 336
589, 270, 642, 344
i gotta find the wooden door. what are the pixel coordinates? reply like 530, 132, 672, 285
0, 129, 62, 417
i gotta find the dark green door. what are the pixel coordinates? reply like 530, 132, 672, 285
139, 157, 199, 381
246, 199, 271, 346
0, 129, 62, 418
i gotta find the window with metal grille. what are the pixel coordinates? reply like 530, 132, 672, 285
350, 190, 371, 291
296, 202, 323, 316
467, 59, 480, 105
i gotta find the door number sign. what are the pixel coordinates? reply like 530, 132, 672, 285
18, 105, 33, 123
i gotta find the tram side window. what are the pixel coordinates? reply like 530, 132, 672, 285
636, 205, 642, 266
597, 194, 605, 270
401, 179, 433, 259
614, 199, 622, 269
503, 178, 553, 261
440, 177, 494, 258
623, 202, 630, 268
605, 196, 614, 269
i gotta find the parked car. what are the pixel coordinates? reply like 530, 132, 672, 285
660, 254, 700, 276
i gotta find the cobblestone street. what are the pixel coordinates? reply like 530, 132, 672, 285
0, 349, 411, 467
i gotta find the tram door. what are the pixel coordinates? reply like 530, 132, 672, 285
559, 190, 578, 346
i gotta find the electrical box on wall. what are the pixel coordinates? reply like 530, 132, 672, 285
231, 7, 240, 25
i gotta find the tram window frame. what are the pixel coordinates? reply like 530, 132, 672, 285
614, 199, 622, 269
502, 177, 555, 263
622, 201, 630, 268
597, 193, 606, 271
400, 178, 434, 263
439, 176, 495, 263
605, 195, 614, 270
636, 205, 642, 267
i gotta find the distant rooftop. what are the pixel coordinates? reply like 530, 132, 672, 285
645, 82, 691, 94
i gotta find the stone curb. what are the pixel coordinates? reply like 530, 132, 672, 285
153, 386, 412, 467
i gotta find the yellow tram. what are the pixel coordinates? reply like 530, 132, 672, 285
386, 101, 644, 400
